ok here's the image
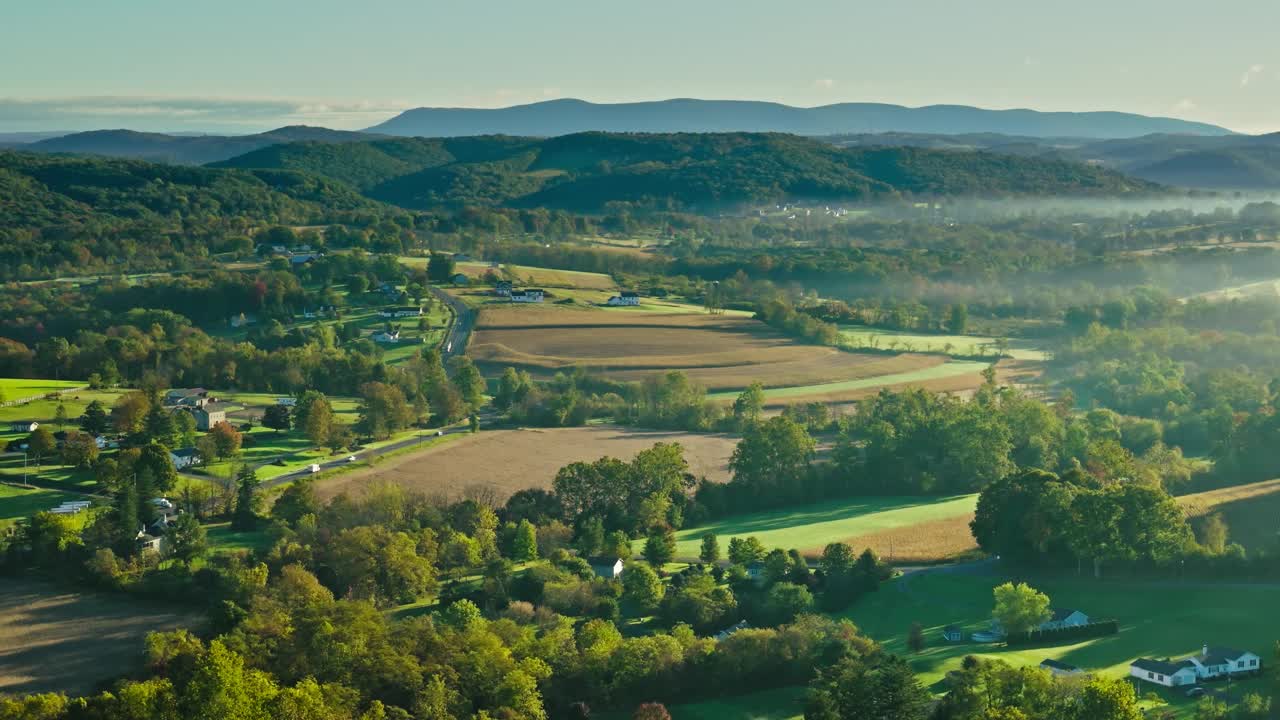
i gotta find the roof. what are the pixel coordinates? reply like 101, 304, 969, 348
170, 447, 198, 459
1202, 647, 1252, 665
586, 556, 623, 567
1050, 608, 1084, 621
1040, 659, 1081, 672
943, 625, 961, 633
620, 291, 639, 297
1132, 658, 1195, 675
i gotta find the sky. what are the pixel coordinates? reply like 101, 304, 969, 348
3, 0, 1277, 134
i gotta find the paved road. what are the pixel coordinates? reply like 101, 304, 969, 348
264, 424, 474, 488
431, 284, 474, 360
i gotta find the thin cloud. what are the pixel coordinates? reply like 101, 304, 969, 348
1241, 64, 1265, 87
814, 78, 836, 90
1174, 98, 1197, 112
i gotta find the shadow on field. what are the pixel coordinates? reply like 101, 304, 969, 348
0, 580, 201, 695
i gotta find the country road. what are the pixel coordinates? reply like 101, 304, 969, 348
262, 424, 473, 489
431, 284, 474, 360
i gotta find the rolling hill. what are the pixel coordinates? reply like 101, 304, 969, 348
368, 98, 1233, 139
828, 131, 1280, 190
214, 131, 1160, 212
24, 126, 378, 165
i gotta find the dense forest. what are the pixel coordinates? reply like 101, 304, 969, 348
214, 132, 1159, 212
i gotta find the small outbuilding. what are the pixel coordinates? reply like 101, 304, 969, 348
588, 556, 625, 579
941, 626, 965, 643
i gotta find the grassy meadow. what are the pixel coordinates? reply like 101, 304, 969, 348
838, 327, 1047, 361
845, 569, 1279, 714
650, 494, 979, 561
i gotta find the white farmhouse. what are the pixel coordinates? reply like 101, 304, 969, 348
510, 289, 545, 304
372, 330, 401, 343
606, 291, 641, 306
1131, 646, 1262, 688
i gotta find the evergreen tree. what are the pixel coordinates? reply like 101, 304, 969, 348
699, 533, 720, 564
513, 519, 539, 562
643, 525, 676, 568
231, 466, 261, 531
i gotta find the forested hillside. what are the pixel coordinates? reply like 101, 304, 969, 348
0, 151, 403, 279
217, 132, 1159, 211
24, 125, 376, 165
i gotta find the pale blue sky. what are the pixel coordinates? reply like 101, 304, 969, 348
3, 0, 1277, 133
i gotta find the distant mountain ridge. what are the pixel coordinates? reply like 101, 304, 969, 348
25, 126, 379, 165
827, 131, 1280, 189
368, 98, 1233, 140
213, 131, 1159, 212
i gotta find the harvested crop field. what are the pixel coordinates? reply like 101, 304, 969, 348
835, 513, 979, 564
318, 425, 740, 502
470, 307, 946, 392
1179, 478, 1280, 553
0, 579, 201, 695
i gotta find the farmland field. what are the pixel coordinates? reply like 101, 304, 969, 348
845, 567, 1280, 714
838, 327, 1048, 361
653, 494, 979, 561
1179, 478, 1280, 553
470, 307, 951, 393
0, 579, 201, 695
317, 425, 739, 501
711, 360, 992, 406
504, 264, 618, 290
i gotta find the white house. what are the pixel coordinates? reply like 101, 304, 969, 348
372, 330, 401, 343
1041, 608, 1090, 631
588, 556, 624, 579
510, 289, 545, 303
1189, 646, 1262, 679
379, 306, 423, 319
10, 421, 38, 433
494, 280, 513, 297
276, 397, 297, 407
607, 291, 641, 306
1131, 658, 1199, 687
1132, 646, 1261, 688
169, 447, 198, 470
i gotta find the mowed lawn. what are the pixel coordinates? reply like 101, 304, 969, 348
1179, 478, 1280, 554
0, 378, 85, 401
845, 569, 1280, 696
651, 495, 979, 561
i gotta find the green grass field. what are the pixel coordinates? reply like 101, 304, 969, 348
708, 361, 991, 401
205, 521, 273, 555
845, 568, 1279, 714
0, 485, 92, 529
838, 328, 1047, 361
0, 378, 85, 402
646, 495, 978, 560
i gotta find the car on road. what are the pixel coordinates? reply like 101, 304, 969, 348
347, 455, 357, 462
436, 430, 444, 436
307, 463, 321, 473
